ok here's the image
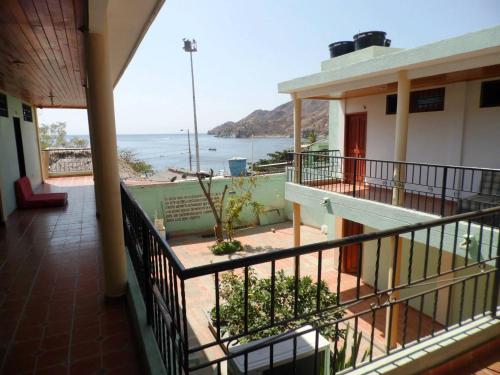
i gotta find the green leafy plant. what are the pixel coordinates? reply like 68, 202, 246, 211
210, 240, 242, 255
332, 323, 370, 373
224, 176, 264, 242
253, 149, 292, 169
119, 149, 155, 176
210, 268, 344, 344
40, 121, 89, 149
197, 172, 263, 254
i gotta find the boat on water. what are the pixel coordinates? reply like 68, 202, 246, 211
208, 148, 216, 151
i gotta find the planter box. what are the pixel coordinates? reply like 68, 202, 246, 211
227, 325, 330, 375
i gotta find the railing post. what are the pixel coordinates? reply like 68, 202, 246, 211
491, 253, 500, 318
440, 166, 448, 216
352, 158, 357, 197
142, 223, 154, 324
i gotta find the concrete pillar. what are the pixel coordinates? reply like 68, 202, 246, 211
293, 94, 302, 247
85, 23, 127, 298
392, 70, 410, 206
386, 71, 410, 349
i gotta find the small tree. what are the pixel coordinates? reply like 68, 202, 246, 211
71, 137, 89, 148
196, 171, 263, 254
223, 176, 264, 241
196, 170, 227, 243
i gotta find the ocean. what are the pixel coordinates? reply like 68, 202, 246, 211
69, 134, 293, 174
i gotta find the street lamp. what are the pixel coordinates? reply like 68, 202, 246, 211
183, 38, 201, 172
180, 129, 193, 171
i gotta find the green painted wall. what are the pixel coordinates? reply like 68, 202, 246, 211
128, 173, 288, 237
0, 92, 40, 219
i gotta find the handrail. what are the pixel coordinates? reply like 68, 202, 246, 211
121, 179, 499, 280
120, 181, 185, 273
294, 152, 500, 173
120, 177, 500, 374
181, 205, 500, 279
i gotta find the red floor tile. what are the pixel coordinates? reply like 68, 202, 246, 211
0, 177, 143, 374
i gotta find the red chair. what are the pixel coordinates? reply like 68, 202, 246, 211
15, 177, 68, 209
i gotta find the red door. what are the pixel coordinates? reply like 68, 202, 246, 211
344, 113, 367, 184
341, 219, 363, 274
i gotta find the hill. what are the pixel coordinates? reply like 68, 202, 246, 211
207, 100, 328, 138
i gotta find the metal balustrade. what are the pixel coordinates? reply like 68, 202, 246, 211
120, 181, 500, 374
289, 152, 500, 218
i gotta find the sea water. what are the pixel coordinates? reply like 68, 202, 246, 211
68, 134, 293, 173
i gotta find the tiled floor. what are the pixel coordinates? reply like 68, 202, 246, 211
0, 177, 142, 375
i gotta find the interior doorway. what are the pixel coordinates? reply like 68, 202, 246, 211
341, 219, 363, 274
13, 117, 26, 177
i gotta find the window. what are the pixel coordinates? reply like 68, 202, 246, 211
386, 94, 397, 115
0, 93, 7, 117
410, 87, 445, 113
385, 87, 445, 115
22, 103, 33, 122
480, 79, 500, 108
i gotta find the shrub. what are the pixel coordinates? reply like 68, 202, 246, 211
119, 149, 155, 175
210, 268, 343, 344
210, 240, 243, 255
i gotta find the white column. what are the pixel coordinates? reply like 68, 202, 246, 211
386, 70, 410, 349
85, 21, 127, 298
392, 70, 410, 206
293, 94, 302, 247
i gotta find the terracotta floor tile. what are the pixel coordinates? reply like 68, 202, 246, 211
0, 177, 143, 374
69, 355, 102, 375
35, 347, 68, 369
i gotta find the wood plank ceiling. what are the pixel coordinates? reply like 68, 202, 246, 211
0, 0, 87, 108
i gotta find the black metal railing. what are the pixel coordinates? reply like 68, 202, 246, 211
121, 181, 500, 374
289, 153, 500, 217
43, 148, 93, 175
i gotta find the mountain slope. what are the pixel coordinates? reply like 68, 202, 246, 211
208, 100, 328, 138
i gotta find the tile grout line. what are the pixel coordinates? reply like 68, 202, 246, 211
0, 211, 50, 374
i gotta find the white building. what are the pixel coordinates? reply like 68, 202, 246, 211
278, 26, 500, 361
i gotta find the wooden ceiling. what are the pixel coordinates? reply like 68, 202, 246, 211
0, 0, 87, 108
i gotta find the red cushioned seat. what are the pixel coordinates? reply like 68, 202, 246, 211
15, 177, 67, 209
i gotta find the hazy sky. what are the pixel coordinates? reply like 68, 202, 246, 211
38, 0, 500, 135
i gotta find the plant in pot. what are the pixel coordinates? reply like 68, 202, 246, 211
209, 268, 343, 343
210, 268, 369, 372
196, 171, 263, 255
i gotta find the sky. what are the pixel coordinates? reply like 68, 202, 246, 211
37, 0, 500, 135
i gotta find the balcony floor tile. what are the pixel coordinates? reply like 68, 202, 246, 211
0, 177, 143, 374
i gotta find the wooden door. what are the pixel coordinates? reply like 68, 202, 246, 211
344, 113, 367, 184
341, 219, 363, 274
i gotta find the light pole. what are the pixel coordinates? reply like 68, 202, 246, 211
180, 129, 192, 171
183, 38, 201, 172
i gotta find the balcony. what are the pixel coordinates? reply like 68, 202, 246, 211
0, 177, 142, 374
120, 180, 500, 374
289, 152, 500, 218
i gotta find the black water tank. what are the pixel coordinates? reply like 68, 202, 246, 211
353, 31, 391, 50
328, 41, 355, 58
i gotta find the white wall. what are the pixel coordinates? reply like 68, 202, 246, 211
0, 92, 41, 219
462, 79, 500, 169
330, 77, 500, 170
